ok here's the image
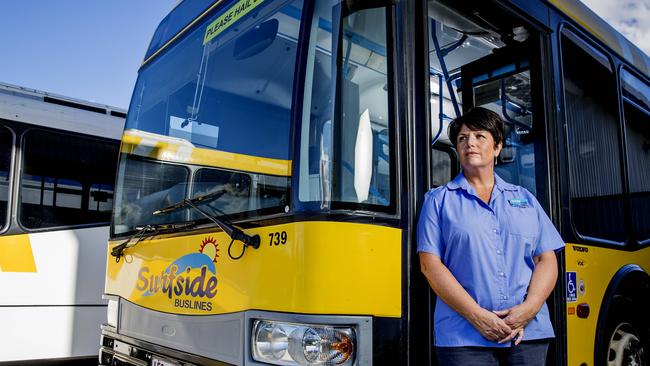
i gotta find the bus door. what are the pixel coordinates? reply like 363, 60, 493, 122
423, 2, 561, 364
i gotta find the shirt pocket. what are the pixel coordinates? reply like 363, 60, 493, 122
506, 206, 539, 262
509, 232, 537, 267
506, 205, 539, 238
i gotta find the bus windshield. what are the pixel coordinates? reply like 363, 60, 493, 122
112, 0, 304, 236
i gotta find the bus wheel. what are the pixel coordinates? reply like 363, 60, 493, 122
606, 322, 646, 366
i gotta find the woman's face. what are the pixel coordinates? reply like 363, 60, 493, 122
456, 124, 502, 172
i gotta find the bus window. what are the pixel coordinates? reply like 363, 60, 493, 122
113, 156, 189, 234
621, 69, 650, 244
0, 126, 12, 230
89, 183, 114, 212
561, 30, 625, 244
114, 0, 303, 235
481, 69, 537, 195
431, 148, 452, 188
126, 0, 303, 161
299, 3, 393, 210
191, 168, 252, 218
19, 129, 119, 229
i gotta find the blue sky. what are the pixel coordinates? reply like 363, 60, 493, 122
0, 1, 646, 110
0, 1, 176, 109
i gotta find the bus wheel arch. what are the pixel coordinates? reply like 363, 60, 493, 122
595, 265, 649, 366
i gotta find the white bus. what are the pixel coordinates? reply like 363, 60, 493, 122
0, 83, 124, 363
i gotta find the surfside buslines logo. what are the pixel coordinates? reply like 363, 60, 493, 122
136, 237, 220, 312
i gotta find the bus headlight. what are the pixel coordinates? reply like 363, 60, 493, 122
107, 299, 119, 328
252, 320, 355, 365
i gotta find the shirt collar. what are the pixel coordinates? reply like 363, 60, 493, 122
446, 173, 470, 191
494, 173, 518, 192
446, 172, 518, 193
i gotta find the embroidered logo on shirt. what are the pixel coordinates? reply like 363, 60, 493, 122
508, 199, 529, 208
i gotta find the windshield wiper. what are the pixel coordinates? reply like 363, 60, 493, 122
110, 221, 197, 262
153, 189, 228, 215
153, 190, 261, 259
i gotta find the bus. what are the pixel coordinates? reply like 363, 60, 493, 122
0, 83, 124, 363
99, 0, 649, 365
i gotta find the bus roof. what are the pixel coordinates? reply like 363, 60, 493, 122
143, 0, 216, 64
549, 0, 649, 76
0, 82, 126, 140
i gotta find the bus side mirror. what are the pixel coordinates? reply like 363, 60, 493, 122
233, 18, 279, 60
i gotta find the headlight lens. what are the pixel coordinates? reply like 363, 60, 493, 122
256, 321, 289, 360
252, 320, 355, 366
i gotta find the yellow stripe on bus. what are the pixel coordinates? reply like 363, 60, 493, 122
105, 221, 402, 317
0, 234, 37, 272
121, 130, 291, 176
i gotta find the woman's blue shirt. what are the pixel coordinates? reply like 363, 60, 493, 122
417, 173, 565, 347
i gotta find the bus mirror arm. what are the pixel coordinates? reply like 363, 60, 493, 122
232, 228, 260, 249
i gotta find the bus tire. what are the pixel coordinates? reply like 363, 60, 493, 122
604, 298, 647, 366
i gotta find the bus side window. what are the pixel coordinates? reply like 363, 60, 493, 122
560, 29, 625, 244
0, 126, 12, 231
299, 3, 393, 209
19, 129, 119, 230
621, 69, 650, 244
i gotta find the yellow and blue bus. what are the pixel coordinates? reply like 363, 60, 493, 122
100, 0, 649, 365
0, 82, 124, 363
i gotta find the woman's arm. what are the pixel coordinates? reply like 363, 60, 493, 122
527, 250, 559, 312
494, 250, 558, 343
419, 252, 513, 341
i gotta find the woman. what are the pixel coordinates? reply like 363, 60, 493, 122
417, 107, 564, 365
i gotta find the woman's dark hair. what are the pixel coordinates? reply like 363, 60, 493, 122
448, 107, 505, 147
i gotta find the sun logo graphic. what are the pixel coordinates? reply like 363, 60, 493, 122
199, 237, 219, 264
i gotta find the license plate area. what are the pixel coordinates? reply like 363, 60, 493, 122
151, 355, 179, 366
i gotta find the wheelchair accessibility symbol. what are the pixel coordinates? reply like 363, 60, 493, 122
566, 271, 577, 303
